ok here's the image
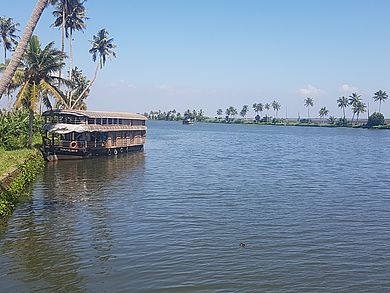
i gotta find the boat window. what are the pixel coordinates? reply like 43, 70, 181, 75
118, 119, 122, 125
103, 118, 107, 125
96, 118, 102, 124
113, 118, 118, 124
88, 118, 95, 124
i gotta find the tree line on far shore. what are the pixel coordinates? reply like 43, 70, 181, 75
147, 91, 388, 128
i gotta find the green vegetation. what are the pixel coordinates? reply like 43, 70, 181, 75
148, 89, 388, 130
366, 112, 385, 128
0, 108, 44, 217
0, 150, 44, 217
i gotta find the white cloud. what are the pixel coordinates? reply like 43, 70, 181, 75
298, 84, 322, 96
340, 84, 358, 93
158, 84, 171, 90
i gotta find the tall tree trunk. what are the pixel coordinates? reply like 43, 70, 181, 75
69, 29, 72, 81
343, 107, 345, 121
28, 108, 34, 148
4, 45, 6, 63
58, 11, 65, 81
61, 11, 65, 54
379, 100, 382, 113
0, 0, 48, 98
72, 62, 100, 109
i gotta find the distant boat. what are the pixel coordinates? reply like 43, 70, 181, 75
182, 118, 194, 125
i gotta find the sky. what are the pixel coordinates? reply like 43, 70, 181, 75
2, 0, 390, 118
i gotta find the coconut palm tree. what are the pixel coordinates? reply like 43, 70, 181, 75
56, 66, 89, 109
255, 103, 263, 119
304, 97, 314, 120
216, 108, 223, 118
0, 0, 49, 98
272, 100, 281, 118
348, 92, 361, 124
353, 101, 366, 125
240, 105, 249, 119
0, 16, 20, 62
264, 103, 270, 121
337, 96, 349, 121
14, 35, 65, 147
252, 103, 258, 116
372, 90, 388, 113
226, 106, 237, 121
73, 28, 116, 108
319, 107, 329, 123
52, 0, 87, 80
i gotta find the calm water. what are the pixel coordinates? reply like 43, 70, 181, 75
1, 121, 390, 292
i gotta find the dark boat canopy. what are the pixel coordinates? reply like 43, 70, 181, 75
43, 109, 147, 120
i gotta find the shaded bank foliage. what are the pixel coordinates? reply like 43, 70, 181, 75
366, 112, 385, 128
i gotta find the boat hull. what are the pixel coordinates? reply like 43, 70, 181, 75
44, 145, 144, 161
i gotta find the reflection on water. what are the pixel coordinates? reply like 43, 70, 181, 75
1, 122, 390, 292
0, 153, 145, 292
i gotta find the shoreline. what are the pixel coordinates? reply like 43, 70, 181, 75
148, 118, 390, 129
0, 149, 44, 218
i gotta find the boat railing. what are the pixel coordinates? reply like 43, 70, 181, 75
50, 138, 146, 149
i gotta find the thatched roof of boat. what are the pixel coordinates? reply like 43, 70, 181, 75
43, 109, 147, 120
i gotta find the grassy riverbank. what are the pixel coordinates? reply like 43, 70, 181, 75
0, 131, 44, 217
0, 148, 44, 217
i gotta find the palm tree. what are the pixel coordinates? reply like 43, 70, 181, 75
56, 66, 89, 109
227, 106, 237, 120
337, 96, 349, 121
255, 103, 263, 120
51, 0, 67, 54
73, 28, 116, 108
0, 16, 20, 62
272, 100, 281, 118
216, 108, 223, 118
304, 97, 314, 120
319, 107, 329, 123
0, 0, 49, 98
225, 107, 231, 121
353, 101, 366, 125
66, 0, 87, 80
14, 35, 65, 147
264, 103, 270, 121
348, 92, 361, 124
240, 105, 249, 119
372, 90, 388, 113
52, 0, 87, 80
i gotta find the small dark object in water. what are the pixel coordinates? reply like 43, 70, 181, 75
239, 242, 246, 248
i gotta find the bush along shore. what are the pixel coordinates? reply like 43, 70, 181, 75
0, 109, 45, 218
0, 150, 44, 217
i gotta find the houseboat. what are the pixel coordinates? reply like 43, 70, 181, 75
42, 109, 147, 161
